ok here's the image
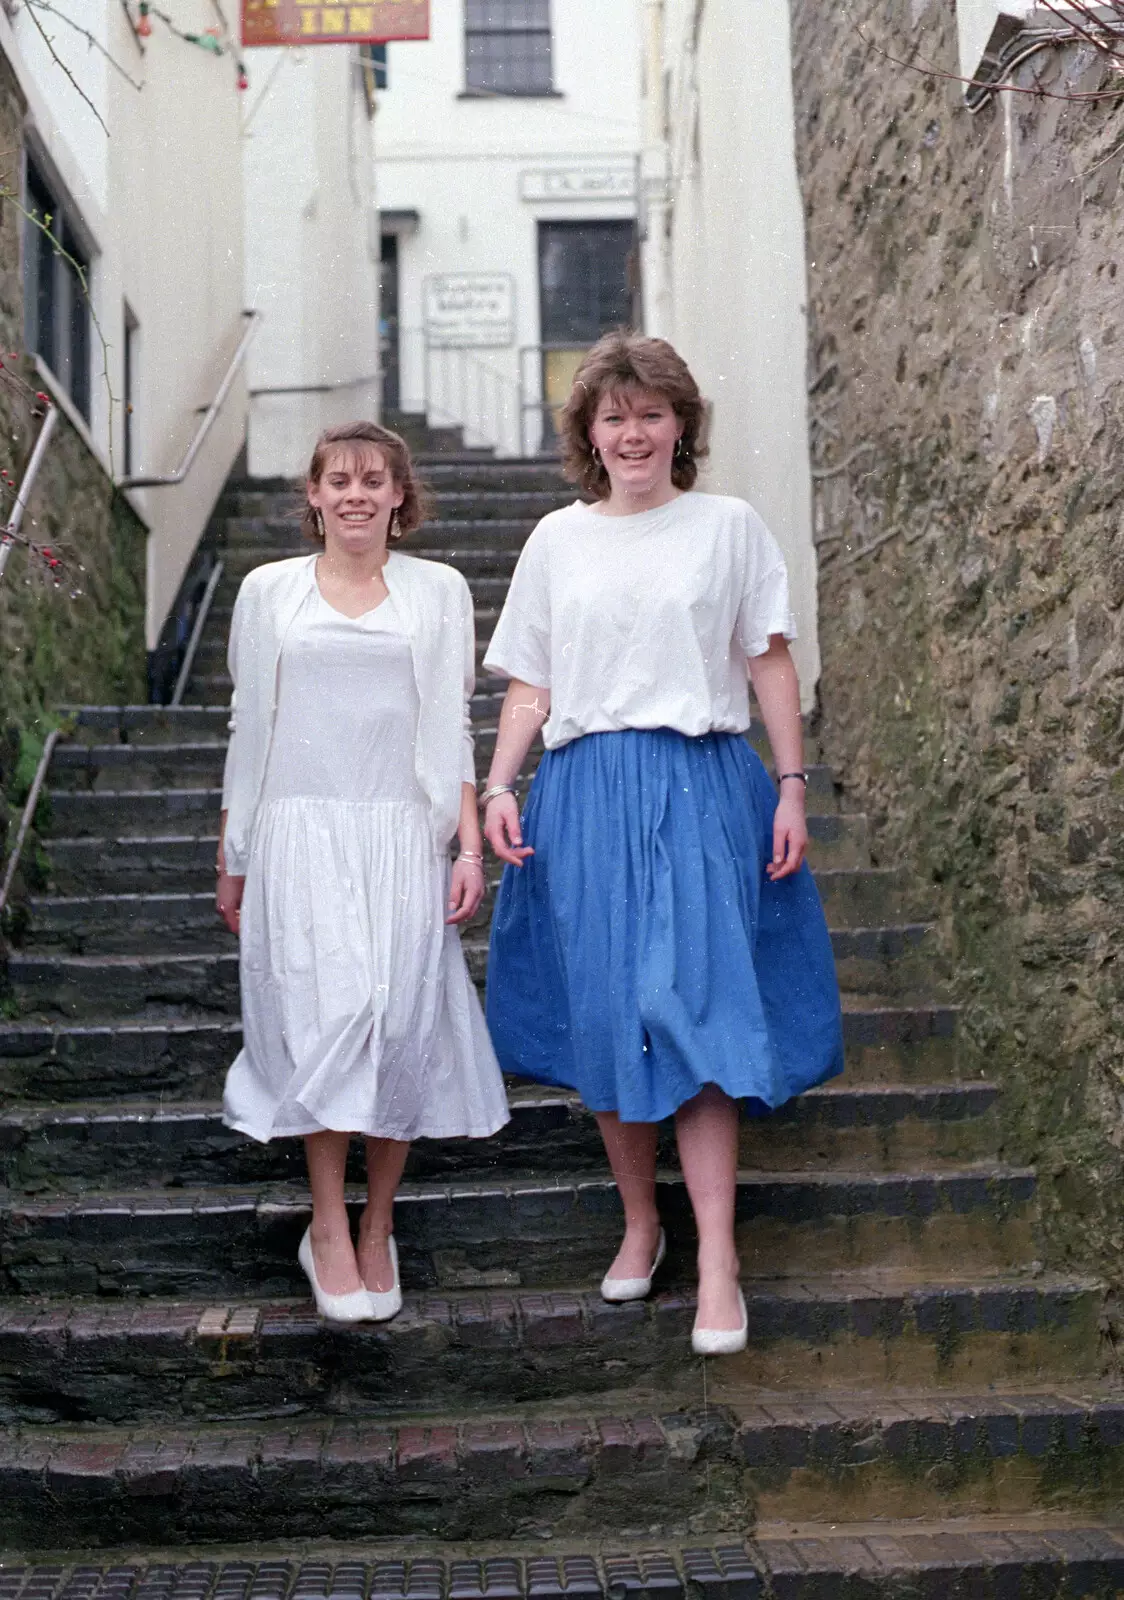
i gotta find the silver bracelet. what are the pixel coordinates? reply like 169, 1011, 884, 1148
458, 850, 484, 865
479, 783, 517, 809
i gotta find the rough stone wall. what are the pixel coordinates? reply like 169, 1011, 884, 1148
790, 0, 1124, 1279
0, 52, 146, 801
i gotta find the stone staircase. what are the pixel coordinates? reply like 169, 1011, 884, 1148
1, 458, 1122, 1598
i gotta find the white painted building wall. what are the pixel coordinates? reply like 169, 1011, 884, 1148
242, 47, 380, 479
2, 0, 247, 646
373, 0, 641, 456
640, 0, 820, 706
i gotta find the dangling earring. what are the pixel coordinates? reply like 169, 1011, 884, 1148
591, 446, 603, 467
389, 508, 402, 542
674, 437, 686, 460
314, 507, 326, 540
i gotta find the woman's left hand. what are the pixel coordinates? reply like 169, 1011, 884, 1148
447, 857, 486, 924
767, 792, 808, 881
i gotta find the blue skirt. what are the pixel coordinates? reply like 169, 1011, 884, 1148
485, 728, 844, 1124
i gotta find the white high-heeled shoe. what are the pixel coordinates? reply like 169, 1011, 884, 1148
600, 1228, 667, 1303
691, 1287, 748, 1356
364, 1234, 403, 1322
298, 1227, 371, 1324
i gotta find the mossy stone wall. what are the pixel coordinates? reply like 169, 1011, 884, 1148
790, 0, 1124, 1280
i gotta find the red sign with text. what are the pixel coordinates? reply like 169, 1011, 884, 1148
242, 0, 429, 46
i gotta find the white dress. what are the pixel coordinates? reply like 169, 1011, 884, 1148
222, 587, 509, 1143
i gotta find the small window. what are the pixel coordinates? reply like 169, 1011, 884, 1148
359, 41, 388, 88
23, 156, 91, 421
465, 0, 553, 96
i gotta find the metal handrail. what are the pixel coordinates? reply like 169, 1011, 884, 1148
0, 404, 59, 585
171, 558, 224, 706
0, 727, 60, 920
118, 310, 260, 489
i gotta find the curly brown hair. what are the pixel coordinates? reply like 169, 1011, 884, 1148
558, 331, 709, 499
301, 420, 430, 543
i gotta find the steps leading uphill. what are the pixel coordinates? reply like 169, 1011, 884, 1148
1, 457, 1122, 1598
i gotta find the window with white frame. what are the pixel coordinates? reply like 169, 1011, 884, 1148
23, 155, 91, 421
465, 0, 553, 95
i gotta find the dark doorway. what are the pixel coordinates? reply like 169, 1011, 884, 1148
380, 233, 401, 414
537, 219, 636, 440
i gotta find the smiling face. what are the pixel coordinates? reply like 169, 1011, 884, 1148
307, 445, 405, 554
587, 386, 683, 502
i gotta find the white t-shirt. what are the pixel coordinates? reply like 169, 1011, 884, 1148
483, 492, 796, 751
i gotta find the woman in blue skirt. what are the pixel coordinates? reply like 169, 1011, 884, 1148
481, 332, 843, 1356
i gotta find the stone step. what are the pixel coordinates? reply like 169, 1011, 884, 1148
215, 540, 525, 586
0, 1165, 1038, 1298
1, 1385, 1121, 1549
456, 925, 935, 999
218, 493, 569, 536
25, 865, 920, 951
58, 706, 231, 745
35, 858, 915, 931
6, 917, 934, 1008
210, 569, 514, 617
37, 794, 863, 867
0, 1272, 1101, 1428
0, 1003, 962, 1102
0, 1082, 1003, 1192
2, 1529, 1123, 1600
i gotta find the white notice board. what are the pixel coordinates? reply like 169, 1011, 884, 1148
424, 274, 516, 349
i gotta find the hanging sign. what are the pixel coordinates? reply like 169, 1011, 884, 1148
242, 0, 429, 46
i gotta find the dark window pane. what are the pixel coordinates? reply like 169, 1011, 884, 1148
465, 0, 551, 93
22, 158, 90, 415
538, 221, 635, 345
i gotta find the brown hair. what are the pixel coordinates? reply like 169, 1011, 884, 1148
558, 330, 709, 499
301, 420, 430, 543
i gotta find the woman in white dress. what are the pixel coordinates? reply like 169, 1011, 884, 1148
216, 421, 508, 1324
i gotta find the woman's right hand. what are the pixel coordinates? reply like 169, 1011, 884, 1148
485, 792, 534, 867
216, 869, 246, 934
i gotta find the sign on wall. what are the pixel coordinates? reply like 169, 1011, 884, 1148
520, 167, 636, 204
424, 274, 515, 349
242, 0, 429, 46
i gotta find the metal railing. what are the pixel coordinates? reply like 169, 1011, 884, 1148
399, 330, 529, 456
170, 558, 225, 706
0, 403, 59, 586
0, 727, 60, 922
118, 310, 260, 489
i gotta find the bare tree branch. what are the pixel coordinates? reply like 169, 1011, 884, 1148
24, 1, 144, 89
18, 1, 110, 135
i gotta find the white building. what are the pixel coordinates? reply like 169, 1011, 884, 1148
373, 0, 642, 456
2, 0, 247, 650
639, 0, 821, 705
241, 46, 381, 479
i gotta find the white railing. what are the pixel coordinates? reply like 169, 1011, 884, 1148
398, 329, 531, 456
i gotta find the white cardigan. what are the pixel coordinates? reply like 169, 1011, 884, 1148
220, 551, 476, 875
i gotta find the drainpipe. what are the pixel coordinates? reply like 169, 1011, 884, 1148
640, 0, 672, 339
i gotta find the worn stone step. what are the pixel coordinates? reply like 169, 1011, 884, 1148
3, 1530, 1124, 1600
215, 539, 524, 586
23, 866, 926, 957
0, 1003, 962, 1103
43, 835, 222, 896
217, 497, 567, 543
752, 1518, 1124, 1598
0, 1404, 745, 1548
0, 1083, 1003, 1192
48, 744, 228, 793
58, 706, 231, 745
2, 1385, 1122, 1549
456, 924, 935, 999
0, 1272, 1102, 1428
43, 789, 223, 842
0, 1165, 1039, 1299
7, 914, 935, 1009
